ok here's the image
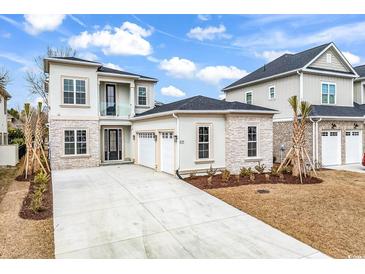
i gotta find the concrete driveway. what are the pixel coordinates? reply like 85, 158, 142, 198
327, 164, 365, 173
52, 165, 328, 259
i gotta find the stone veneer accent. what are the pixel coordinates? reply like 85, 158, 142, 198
317, 120, 365, 166
273, 121, 313, 163
49, 119, 100, 170
225, 114, 273, 174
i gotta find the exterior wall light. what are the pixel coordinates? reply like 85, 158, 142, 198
331, 123, 337, 129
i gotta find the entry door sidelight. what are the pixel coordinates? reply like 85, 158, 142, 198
106, 84, 116, 116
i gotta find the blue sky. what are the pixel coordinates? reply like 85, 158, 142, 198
1, 14, 365, 108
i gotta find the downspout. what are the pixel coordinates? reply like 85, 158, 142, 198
172, 113, 181, 176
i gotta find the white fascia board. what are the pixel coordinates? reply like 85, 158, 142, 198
97, 72, 157, 82
308, 115, 365, 121
44, 57, 101, 72
131, 109, 278, 121
302, 68, 357, 78
223, 69, 299, 91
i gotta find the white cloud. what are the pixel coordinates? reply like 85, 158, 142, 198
68, 22, 153, 56
103, 62, 123, 71
147, 56, 160, 63
187, 25, 231, 41
197, 15, 210, 21
255, 50, 293, 62
69, 15, 86, 27
78, 51, 99, 61
343, 51, 361, 65
161, 85, 186, 97
219, 93, 226, 100
24, 14, 66, 35
159, 57, 196, 78
196, 66, 248, 85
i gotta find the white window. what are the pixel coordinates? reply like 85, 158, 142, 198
247, 126, 257, 157
326, 53, 332, 63
137, 86, 147, 106
245, 91, 253, 104
63, 78, 86, 105
321, 82, 336, 104
64, 129, 87, 155
197, 125, 211, 159
268, 86, 275, 100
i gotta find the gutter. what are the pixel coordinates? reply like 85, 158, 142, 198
172, 113, 180, 173
97, 72, 158, 82
131, 109, 278, 121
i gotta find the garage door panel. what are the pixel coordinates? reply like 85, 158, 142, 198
160, 132, 174, 174
345, 130, 362, 164
138, 133, 156, 169
321, 131, 341, 166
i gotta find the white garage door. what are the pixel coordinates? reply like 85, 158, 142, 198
321, 131, 341, 166
345, 130, 363, 164
160, 132, 174, 174
138, 132, 156, 169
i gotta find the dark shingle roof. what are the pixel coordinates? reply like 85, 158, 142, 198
49, 57, 157, 81
224, 43, 334, 90
97, 66, 157, 81
136, 95, 276, 117
51, 56, 101, 64
354, 64, 365, 78
310, 103, 365, 117
0, 87, 11, 99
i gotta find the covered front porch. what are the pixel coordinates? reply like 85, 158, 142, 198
99, 122, 133, 164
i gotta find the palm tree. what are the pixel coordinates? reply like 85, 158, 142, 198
278, 96, 317, 183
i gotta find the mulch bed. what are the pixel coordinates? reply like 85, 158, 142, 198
19, 177, 53, 220
185, 173, 323, 190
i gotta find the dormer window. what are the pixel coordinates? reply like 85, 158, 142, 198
326, 53, 332, 63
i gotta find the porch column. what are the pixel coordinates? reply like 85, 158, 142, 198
130, 83, 135, 117
97, 81, 101, 116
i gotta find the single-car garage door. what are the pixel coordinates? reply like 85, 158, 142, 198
160, 132, 174, 174
138, 132, 156, 169
345, 130, 363, 164
321, 131, 341, 166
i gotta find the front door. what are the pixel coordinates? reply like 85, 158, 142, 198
104, 128, 122, 161
106, 84, 116, 116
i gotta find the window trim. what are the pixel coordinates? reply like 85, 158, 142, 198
245, 90, 253, 104
246, 124, 260, 159
268, 85, 276, 100
321, 81, 336, 105
136, 85, 148, 107
195, 123, 214, 162
62, 128, 89, 157
61, 76, 89, 107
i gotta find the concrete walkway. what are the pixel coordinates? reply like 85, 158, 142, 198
52, 165, 328, 259
327, 164, 365, 173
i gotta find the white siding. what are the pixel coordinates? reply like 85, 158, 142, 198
0, 94, 7, 134
178, 114, 226, 172
354, 81, 364, 104
310, 48, 350, 72
225, 74, 300, 119
302, 72, 353, 106
134, 80, 155, 114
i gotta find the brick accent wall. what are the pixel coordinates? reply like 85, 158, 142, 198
318, 120, 365, 165
225, 114, 273, 174
273, 121, 314, 163
49, 119, 100, 170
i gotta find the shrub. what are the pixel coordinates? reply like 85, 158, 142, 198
254, 162, 266, 174
270, 166, 280, 177
30, 188, 43, 213
207, 164, 218, 177
281, 166, 293, 174
240, 167, 253, 177
35, 171, 49, 185
221, 169, 231, 183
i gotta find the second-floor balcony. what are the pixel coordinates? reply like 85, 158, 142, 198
100, 101, 131, 118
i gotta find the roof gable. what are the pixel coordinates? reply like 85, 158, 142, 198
307, 47, 351, 73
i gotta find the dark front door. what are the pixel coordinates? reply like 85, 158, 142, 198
106, 84, 116, 116
108, 129, 118, 160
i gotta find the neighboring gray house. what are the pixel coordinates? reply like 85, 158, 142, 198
224, 42, 365, 167
45, 57, 276, 174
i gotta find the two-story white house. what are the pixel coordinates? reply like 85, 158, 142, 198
45, 57, 277, 174
0, 87, 11, 145
224, 42, 365, 167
